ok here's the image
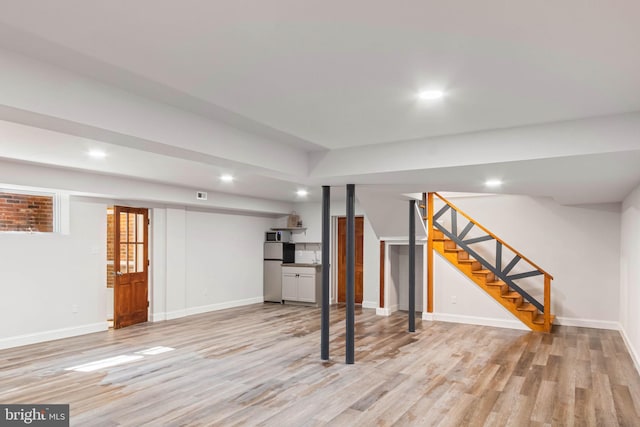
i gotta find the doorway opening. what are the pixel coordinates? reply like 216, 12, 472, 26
386, 243, 425, 314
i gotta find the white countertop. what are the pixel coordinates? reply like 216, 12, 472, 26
284, 263, 322, 268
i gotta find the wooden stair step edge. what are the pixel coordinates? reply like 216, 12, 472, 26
486, 280, 506, 287
516, 303, 538, 312
444, 248, 466, 253
502, 291, 521, 299
472, 269, 493, 275
533, 314, 556, 325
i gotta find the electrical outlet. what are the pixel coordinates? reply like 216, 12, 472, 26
451, 296, 457, 305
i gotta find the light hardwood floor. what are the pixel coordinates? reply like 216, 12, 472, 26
1, 304, 639, 426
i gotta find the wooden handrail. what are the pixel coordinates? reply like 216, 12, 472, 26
432, 192, 554, 280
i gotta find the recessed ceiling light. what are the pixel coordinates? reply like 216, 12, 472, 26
417, 90, 446, 101
485, 179, 503, 188
296, 189, 308, 197
88, 149, 106, 158
220, 174, 234, 183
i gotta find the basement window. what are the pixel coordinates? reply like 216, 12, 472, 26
0, 190, 57, 233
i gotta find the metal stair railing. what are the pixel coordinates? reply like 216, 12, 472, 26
423, 192, 553, 330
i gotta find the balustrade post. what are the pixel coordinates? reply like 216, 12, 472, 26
427, 192, 434, 313
544, 274, 551, 331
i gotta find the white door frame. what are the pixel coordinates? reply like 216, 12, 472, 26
379, 239, 427, 316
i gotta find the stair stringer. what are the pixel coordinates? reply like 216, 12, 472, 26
432, 238, 553, 332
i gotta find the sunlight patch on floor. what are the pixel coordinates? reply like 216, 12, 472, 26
65, 347, 175, 372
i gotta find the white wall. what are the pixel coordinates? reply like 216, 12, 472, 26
428, 194, 621, 329
0, 198, 107, 349
280, 200, 380, 308
620, 183, 640, 373
397, 245, 424, 312
152, 207, 274, 320
388, 246, 399, 311
0, 184, 279, 348
165, 208, 187, 317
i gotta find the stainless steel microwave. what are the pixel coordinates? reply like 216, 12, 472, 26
265, 230, 291, 242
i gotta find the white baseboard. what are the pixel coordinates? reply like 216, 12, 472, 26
150, 312, 167, 322
420, 312, 623, 333
164, 297, 264, 320
619, 325, 640, 376
165, 309, 188, 320
375, 305, 399, 315
554, 316, 620, 330
376, 307, 391, 316
424, 312, 529, 331
422, 312, 434, 321
184, 297, 264, 317
362, 301, 377, 309
0, 322, 108, 350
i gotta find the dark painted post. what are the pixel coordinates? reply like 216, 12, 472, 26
346, 184, 355, 364
321, 186, 330, 360
409, 200, 416, 332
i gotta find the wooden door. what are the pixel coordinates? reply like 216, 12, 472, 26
337, 216, 364, 304
114, 206, 149, 329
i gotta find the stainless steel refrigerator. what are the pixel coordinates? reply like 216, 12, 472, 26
263, 242, 295, 303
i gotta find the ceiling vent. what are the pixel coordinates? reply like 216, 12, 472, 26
196, 191, 208, 201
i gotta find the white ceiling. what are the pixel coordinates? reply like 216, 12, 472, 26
0, 1, 639, 206
1, 1, 640, 149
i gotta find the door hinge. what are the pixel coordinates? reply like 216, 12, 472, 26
148, 218, 150, 225
147, 301, 150, 308
147, 259, 150, 266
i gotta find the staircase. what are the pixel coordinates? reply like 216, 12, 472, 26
423, 192, 554, 332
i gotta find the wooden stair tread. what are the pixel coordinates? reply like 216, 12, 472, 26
486, 281, 506, 287
516, 303, 538, 312
502, 291, 521, 299
458, 259, 477, 264
444, 248, 466, 253
472, 269, 492, 275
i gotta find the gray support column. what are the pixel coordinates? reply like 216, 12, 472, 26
321, 186, 330, 361
346, 184, 355, 364
409, 200, 416, 332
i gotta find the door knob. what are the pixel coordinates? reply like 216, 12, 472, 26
115, 271, 124, 276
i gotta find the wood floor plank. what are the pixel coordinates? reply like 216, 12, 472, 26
0, 304, 639, 426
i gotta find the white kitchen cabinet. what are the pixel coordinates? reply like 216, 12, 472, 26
297, 273, 316, 302
281, 266, 322, 305
282, 271, 299, 301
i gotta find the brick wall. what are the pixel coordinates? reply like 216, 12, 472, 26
0, 192, 54, 232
